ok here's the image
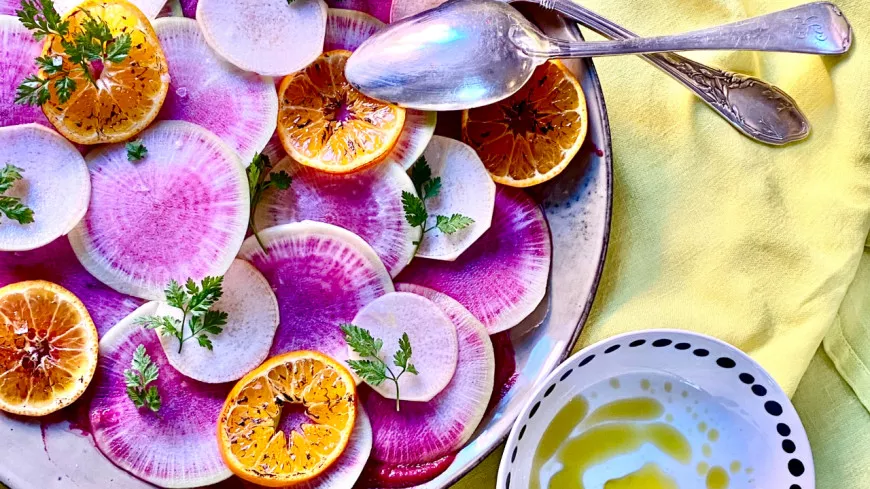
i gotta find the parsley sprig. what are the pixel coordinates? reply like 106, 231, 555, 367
247, 153, 292, 251
402, 156, 474, 248
124, 344, 161, 412
135, 277, 228, 353
341, 324, 418, 412
15, 0, 133, 106
126, 141, 147, 161
0, 165, 34, 225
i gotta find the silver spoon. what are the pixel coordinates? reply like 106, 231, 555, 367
527, 0, 816, 145
345, 0, 852, 111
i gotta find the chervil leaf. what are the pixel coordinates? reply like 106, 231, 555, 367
16, 0, 69, 40
200, 310, 228, 335
106, 33, 131, 63
402, 191, 427, 228
247, 154, 291, 252
269, 171, 292, 190
15, 75, 51, 106
435, 214, 474, 234
347, 359, 388, 385
164, 279, 186, 309
124, 344, 161, 411
0, 165, 24, 193
341, 325, 419, 411
35, 55, 64, 75
393, 333, 414, 370
187, 276, 223, 314
54, 76, 76, 104
247, 153, 268, 198
0, 165, 35, 225
197, 334, 213, 350
127, 386, 145, 408
131, 344, 150, 372
125, 141, 148, 161
409, 156, 431, 195
144, 386, 161, 412
341, 323, 381, 358
406, 363, 418, 375
123, 369, 140, 388
421, 177, 441, 200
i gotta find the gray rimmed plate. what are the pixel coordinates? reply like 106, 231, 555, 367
0, 3, 612, 489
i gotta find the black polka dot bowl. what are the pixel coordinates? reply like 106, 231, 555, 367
497, 329, 813, 489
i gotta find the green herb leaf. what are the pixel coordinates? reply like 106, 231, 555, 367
347, 359, 387, 385
409, 156, 431, 195
402, 191, 427, 228
247, 153, 292, 252
341, 324, 418, 411
35, 55, 64, 75
106, 32, 131, 63
125, 141, 148, 161
435, 214, 475, 234
124, 344, 161, 412
15, 75, 51, 106
197, 334, 213, 351
340, 323, 382, 358
0, 165, 24, 194
421, 177, 441, 200
54, 76, 77, 104
137, 277, 228, 353
16, 0, 69, 40
164, 279, 186, 309
0, 165, 34, 225
270, 171, 292, 190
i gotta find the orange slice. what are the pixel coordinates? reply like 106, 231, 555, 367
461, 60, 588, 187
0, 281, 98, 416
41, 0, 170, 145
217, 350, 357, 487
277, 50, 406, 174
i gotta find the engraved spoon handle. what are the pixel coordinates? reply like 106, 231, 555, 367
536, 0, 814, 144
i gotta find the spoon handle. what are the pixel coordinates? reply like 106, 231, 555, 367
517, 2, 852, 57
538, 0, 810, 145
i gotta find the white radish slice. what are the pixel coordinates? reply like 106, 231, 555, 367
397, 186, 551, 334
68, 120, 249, 301
0, 16, 50, 128
238, 221, 394, 363
0, 237, 144, 336
54, 0, 168, 18
89, 302, 233, 488
322, 8, 436, 171
0, 124, 90, 252
415, 136, 495, 261
196, 0, 327, 76
154, 18, 278, 164
390, 0, 445, 22
253, 157, 420, 277
364, 283, 494, 464
156, 259, 279, 383
350, 291, 458, 402
324, 0, 390, 24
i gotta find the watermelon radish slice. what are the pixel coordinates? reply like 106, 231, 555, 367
322, 8, 436, 172
156, 259, 279, 383
397, 186, 551, 334
154, 18, 278, 164
179, 0, 197, 17
68, 120, 249, 301
0, 15, 50, 128
197, 0, 327, 76
54, 0, 168, 17
415, 136, 495, 261
390, 0, 445, 22
238, 221, 394, 363
325, 0, 390, 24
89, 302, 233, 488
363, 283, 494, 464
0, 237, 144, 336
253, 157, 420, 277
349, 291, 458, 403
0, 124, 90, 252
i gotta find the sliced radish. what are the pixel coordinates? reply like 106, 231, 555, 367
54, 0, 168, 17
325, 0, 390, 24
363, 283, 494, 464
179, 0, 196, 17
390, 0, 445, 22
156, 259, 279, 383
0, 124, 90, 252
0, 15, 50, 128
253, 157, 420, 277
238, 221, 394, 363
89, 302, 233, 488
0, 237, 144, 336
349, 291, 458, 403
415, 136, 495, 261
0, 2, 17, 15
392, 109, 437, 171
196, 0, 327, 76
154, 18, 278, 164
261, 131, 287, 163
397, 186, 551, 334
68, 120, 249, 301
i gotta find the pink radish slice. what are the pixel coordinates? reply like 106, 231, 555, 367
357, 454, 456, 488
350, 292, 458, 402
362, 284, 494, 464
197, 0, 327, 76
245, 408, 373, 489
55, 0, 168, 17
390, 0, 445, 22
68, 120, 249, 301
415, 136, 495, 261
154, 18, 278, 164
0, 124, 90, 252
396, 186, 551, 334
0, 237, 144, 336
157, 259, 279, 383
324, 0, 390, 24
322, 9, 436, 171
238, 221, 394, 362
261, 131, 287, 164
0, 15, 50, 128
253, 158, 419, 277
89, 302, 233, 488
180, 0, 197, 17
0, 2, 19, 15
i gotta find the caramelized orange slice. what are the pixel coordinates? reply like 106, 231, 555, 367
217, 350, 357, 487
277, 50, 405, 174
0, 280, 98, 416
461, 60, 588, 187
41, 0, 170, 145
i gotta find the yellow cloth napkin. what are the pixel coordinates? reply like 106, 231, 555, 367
455, 0, 870, 486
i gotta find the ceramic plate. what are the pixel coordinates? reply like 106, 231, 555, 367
498, 330, 814, 489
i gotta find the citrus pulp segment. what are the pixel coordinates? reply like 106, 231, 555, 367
68, 120, 249, 300
218, 350, 357, 487
40, 0, 170, 145
462, 60, 588, 187
0, 280, 98, 416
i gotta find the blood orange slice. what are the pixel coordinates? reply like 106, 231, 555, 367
277, 50, 405, 174
218, 350, 358, 487
0, 280, 98, 416
461, 60, 588, 187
